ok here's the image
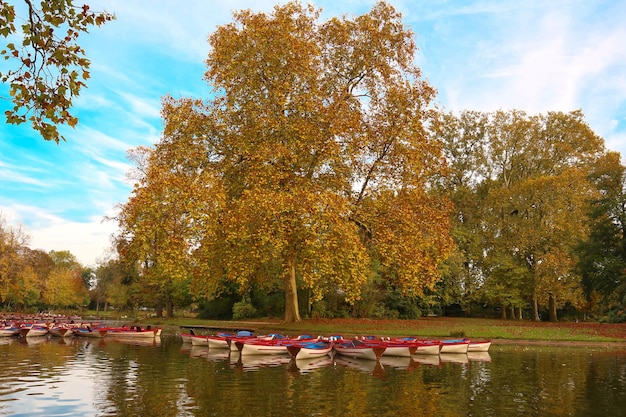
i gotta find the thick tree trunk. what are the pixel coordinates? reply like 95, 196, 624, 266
548, 293, 558, 322
284, 259, 301, 323
533, 297, 541, 321
166, 299, 174, 318
500, 304, 507, 320
517, 306, 523, 320
155, 300, 164, 319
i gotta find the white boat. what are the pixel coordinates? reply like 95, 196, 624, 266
235, 339, 289, 355
48, 324, 75, 338
414, 342, 442, 355
285, 340, 333, 360
468, 340, 492, 352
72, 326, 104, 338
189, 334, 209, 346
102, 326, 162, 338
20, 324, 49, 338
0, 325, 20, 337
440, 339, 470, 354
333, 340, 386, 361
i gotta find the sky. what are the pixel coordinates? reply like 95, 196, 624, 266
1, 0, 624, 267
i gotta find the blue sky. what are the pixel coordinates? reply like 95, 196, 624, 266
1, 0, 624, 267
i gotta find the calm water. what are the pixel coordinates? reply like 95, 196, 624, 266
0, 336, 625, 417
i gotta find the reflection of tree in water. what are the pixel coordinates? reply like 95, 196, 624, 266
90, 339, 188, 417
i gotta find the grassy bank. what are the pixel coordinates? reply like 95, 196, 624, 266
139, 316, 626, 344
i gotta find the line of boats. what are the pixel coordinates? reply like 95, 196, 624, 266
181, 330, 491, 361
0, 321, 162, 339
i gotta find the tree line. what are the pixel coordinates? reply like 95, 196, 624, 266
1, 2, 624, 322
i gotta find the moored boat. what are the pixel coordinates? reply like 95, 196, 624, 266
413, 340, 442, 355
235, 338, 289, 355
440, 339, 470, 354
180, 332, 194, 344
101, 326, 161, 338
0, 325, 20, 337
333, 339, 386, 361
208, 330, 256, 350
49, 324, 76, 338
72, 325, 104, 338
286, 340, 333, 360
19, 324, 49, 338
467, 340, 492, 352
189, 334, 209, 346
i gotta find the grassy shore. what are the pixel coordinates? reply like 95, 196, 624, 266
136, 316, 626, 345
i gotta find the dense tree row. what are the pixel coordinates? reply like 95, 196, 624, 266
435, 110, 625, 321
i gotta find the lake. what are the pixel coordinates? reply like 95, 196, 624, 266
0, 335, 625, 416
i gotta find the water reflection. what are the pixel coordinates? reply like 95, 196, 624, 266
0, 336, 625, 416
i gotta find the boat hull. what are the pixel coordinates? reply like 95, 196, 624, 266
440, 340, 469, 354
286, 342, 333, 360
333, 342, 386, 361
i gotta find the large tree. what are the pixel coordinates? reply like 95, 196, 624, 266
117, 1, 453, 322
0, 0, 113, 142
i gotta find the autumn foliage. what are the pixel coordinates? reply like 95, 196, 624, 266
116, 2, 454, 322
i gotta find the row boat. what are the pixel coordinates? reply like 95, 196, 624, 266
333, 339, 386, 361
100, 326, 162, 338
285, 340, 334, 360
0, 325, 20, 337
19, 324, 49, 338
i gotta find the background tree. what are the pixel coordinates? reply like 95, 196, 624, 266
438, 109, 607, 321
577, 151, 626, 320
0, 0, 114, 142
0, 215, 30, 307
117, 1, 453, 322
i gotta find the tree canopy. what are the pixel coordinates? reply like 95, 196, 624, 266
0, 0, 114, 142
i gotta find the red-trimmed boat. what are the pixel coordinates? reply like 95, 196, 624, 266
19, 324, 49, 338
285, 339, 334, 360
440, 339, 470, 354
101, 325, 162, 338
0, 325, 20, 337
72, 325, 105, 338
234, 334, 290, 356
208, 330, 256, 350
333, 339, 386, 361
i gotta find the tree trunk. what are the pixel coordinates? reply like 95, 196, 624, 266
155, 300, 164, 318
548, 293, 558, 322
284, 259, 301, 323
166, 299, 174, 318
500, 304, 507, 320
517, 306, 523, 320
533, 297, 541, 321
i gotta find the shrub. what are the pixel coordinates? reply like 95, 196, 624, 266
232, 300, 257, 320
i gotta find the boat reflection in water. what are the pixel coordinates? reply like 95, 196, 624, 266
3, 337, 626, 417
292, 356, 333, 373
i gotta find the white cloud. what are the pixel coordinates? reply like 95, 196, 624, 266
1, 204, 117, 266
